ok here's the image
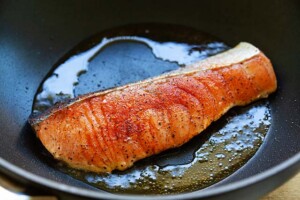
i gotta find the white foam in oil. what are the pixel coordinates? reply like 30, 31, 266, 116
33, 36, 227, 114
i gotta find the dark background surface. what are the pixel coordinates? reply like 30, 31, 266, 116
0, 0, 299, 199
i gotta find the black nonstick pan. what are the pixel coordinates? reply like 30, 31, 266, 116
0, 0, 299, 199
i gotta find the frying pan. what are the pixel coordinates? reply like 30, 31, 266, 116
0, 0, 299, 199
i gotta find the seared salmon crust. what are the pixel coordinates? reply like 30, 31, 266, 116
29, 42, 277, 173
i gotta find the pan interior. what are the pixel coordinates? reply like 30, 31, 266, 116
31, 24, 272, 194
1, 0, 300, 198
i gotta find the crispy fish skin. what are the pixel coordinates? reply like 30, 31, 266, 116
29, 42, 277, 173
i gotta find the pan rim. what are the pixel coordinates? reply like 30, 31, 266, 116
0, 152, 299, 199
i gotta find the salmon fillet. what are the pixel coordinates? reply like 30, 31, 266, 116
29, 42, 277, 173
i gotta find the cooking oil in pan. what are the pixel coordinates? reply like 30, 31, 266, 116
32, 24, 272, 194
